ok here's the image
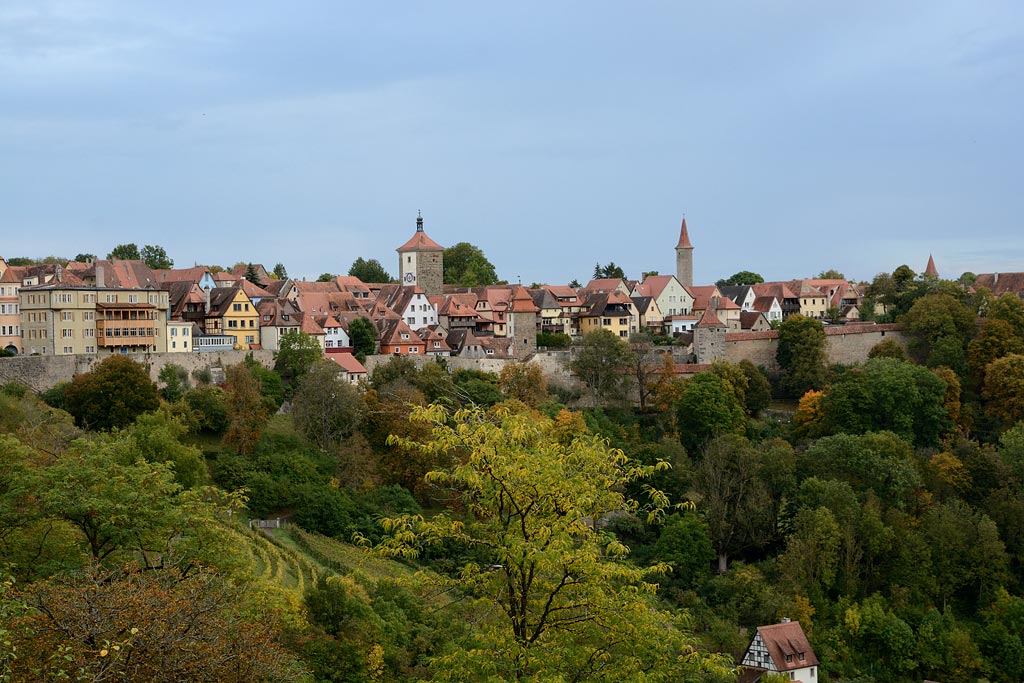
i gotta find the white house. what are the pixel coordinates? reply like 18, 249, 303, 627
740, 619, 819, 682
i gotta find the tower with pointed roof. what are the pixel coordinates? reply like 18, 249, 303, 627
397, 211, 445, 297
675, 216, 694, 288
924, 254, 939, 279
508, 285, 539, 357
694, 303, 727, 364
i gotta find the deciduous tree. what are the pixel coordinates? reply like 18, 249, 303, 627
63, 356, 160, 431
141, 244, 173, 269
274, 330, 323, 390
223, 363, 268, 457
776, 314, 827, 397
983, 354, 1024, 428
675, 372, 746, 452
443, 242, 500, 286
348, 316, 376, 362
497, 362, 547, 406
348, 257, 394, 283
292, 361, 364, 451
378, 404, 733, 682
106, 243, 140, 260
570, 329, 636, 405
716, 270, 764, 286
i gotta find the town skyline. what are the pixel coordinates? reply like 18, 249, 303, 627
3, 2, 1022, 284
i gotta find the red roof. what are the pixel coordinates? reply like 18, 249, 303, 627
396, 223, 444, 252
925, 254, 939, 278
676, 216, 693, 249
330, 352, 368, 375
753, 621, 819, 672
509, 285, 539, 313
696, 307, 726, 328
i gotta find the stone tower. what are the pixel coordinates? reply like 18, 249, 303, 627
675, 216, 694, 288
508, 285, 539, 358
397, 211, 445, 296
694, 303, 727, 364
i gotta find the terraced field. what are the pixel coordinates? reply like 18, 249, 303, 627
224, 520, 412, 597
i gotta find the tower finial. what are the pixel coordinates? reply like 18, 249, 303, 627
416, 210, 423, 232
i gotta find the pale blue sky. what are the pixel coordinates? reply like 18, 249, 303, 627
2, 1, 1022, 285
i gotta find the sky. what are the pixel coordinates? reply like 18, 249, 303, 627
2, 1, 1022, 286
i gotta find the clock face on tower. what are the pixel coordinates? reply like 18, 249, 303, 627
404, 272, 415, 283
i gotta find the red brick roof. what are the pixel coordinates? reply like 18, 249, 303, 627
925, 254, 939, 278
676, 216, 693, 249
509, 285, 539, 313
396, 229, 443, 252
696, 307, 726, 328
753, 621, 819, 672
329, 352, 367, 375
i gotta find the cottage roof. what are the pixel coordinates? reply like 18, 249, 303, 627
509, 286, 539, 313
582, 278, 626, 294
205, 287, 244, 317
154, 266, 213, 284
329, 352, 368, 375
752, 621, 819, 672
974, 272, 1024, 297
696, 307, 726, 328
739, 311, 768, 330
633, 274, 683, 300
752, 296, 780, 313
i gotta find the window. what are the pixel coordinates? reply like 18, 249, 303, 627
233, 303, 242, 312
84, 311, 94, 320
245, 335, 254, 344
86, 346, 94, 353
602, 318, 611, 325
61, 311, 73, 321
785, 655, 792, 663
410, 346, 418, 353
400, 333, 410, 340
84, 329, 94, 337
183, 328, 189, 336
171, 341, 176, 349
433, 341, 441, 348
62, 329, 73, 338
228, 320, 238, 328
248, 319, 254, 327
244, 303, 249, 311
171, 327, 177, 336
63, 346, 73, 354
798, 653, 805, 661
128, 294, 138, 303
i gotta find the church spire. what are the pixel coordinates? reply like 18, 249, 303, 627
416, 210, 424, 233
676, 216, 693, 249
925, 254, 938, 278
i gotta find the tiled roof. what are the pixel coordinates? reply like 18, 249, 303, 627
925, 254, 939, 278
696, 307, 726, 328
509, 286, 539, 313
582, 278, 626, 294
329, 352, 367, 375
154, 266, 212, 284
753, 621, 819, 672
396, 227, 444, 252
975, 272, 1024, 296
676, 216, 693, 249
634, 275, 680, 300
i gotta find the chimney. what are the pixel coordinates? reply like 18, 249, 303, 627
96, 264, 105, 288
780, 617, 791, 623
56, 264, 62, 283
994, 272, 1000, 287
204, 286, 211, 314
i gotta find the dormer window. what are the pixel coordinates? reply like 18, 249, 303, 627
401, 333, 410, 340
785, 654, 792, 663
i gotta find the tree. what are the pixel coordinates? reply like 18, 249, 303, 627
629, 333, 673, 411
274, 330, 323, 390
348, 257, 394, 283
968, 319, 1024, 387
776, 314, 828, 397
739, 359, 772, 415
819, 358, 952, 446
901, 293, 975, 365
316, 273, 336, 282
291, 361, 364, 451
568, 278, 582, 289
443, 242, 499, 286
272, 262, 288, 280
652, 513, 716, 591
592, 261, 625, 279
158, 363, 190, 402
779, 507, 841, 599
692, 434, 774, 573
983, 354, 1024, 428
63, 356, 160, 431
141, 244, 173, 269
378, 404, 733, 682
348, 316, 376, 362
184, 386, 229, 434
868, 338, 907, 361
569, 329, 636, 404
10, 564, 303, 682
243, 262, 263, 287
817, 268, 846, 279
989, 293, 1024, 338
106, 243, 141, 260
223, 363, 268, 456
716, 270, 764, 287
72, 253, 96, 263
675, 372, 745, 453
497, 362, 547, 406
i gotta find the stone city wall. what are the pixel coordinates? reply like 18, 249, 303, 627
725, 323, 907, 371
0, 350, 274, 393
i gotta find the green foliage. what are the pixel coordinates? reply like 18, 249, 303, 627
141, 244, 173, 269
292, 361, 365, 451
901, 292, 976, 365
675, 372, 745, 452
274, 330, 323, 391
776, 314, 828, 397
39, 381, 69, 411
592, 261, 626, 279
111, 409, 208, 488
536, 331, 571, 348
739, 359, 772, 415
868, 338, 907, 361
799, 432, 922, 508
317, 272, 336, 282
348, 316, 376, 363
968, 319, 1024, 387
443, 242, 500, 286
184, 385, 229, 434
224, 363, 268, 457
652, 513, 715, 591
73, 252, 96, 262
106, 243, 140, 260
715, 270, 764, 286
989, 293, 1024, 338
819, 358, 952, 446
818, 268, 846, 279
63, 355, 160, 431
272, 262, 288, 280
378, 404, 734, 682
569, 329, 636, 404
348, 257, 394, 283
983, 354, 1024, 428
244, 262, 263, 286
158, 363, 190, 402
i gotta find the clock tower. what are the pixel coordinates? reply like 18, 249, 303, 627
397, 211, 445, 296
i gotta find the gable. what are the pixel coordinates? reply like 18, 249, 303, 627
741, 632, 777, 672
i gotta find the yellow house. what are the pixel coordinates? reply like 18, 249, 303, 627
20, 283, 170, 356
204, 287, 260, 349
793, 281, 829, 319
577, 290, 635, 339
166, 319, 194, 352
